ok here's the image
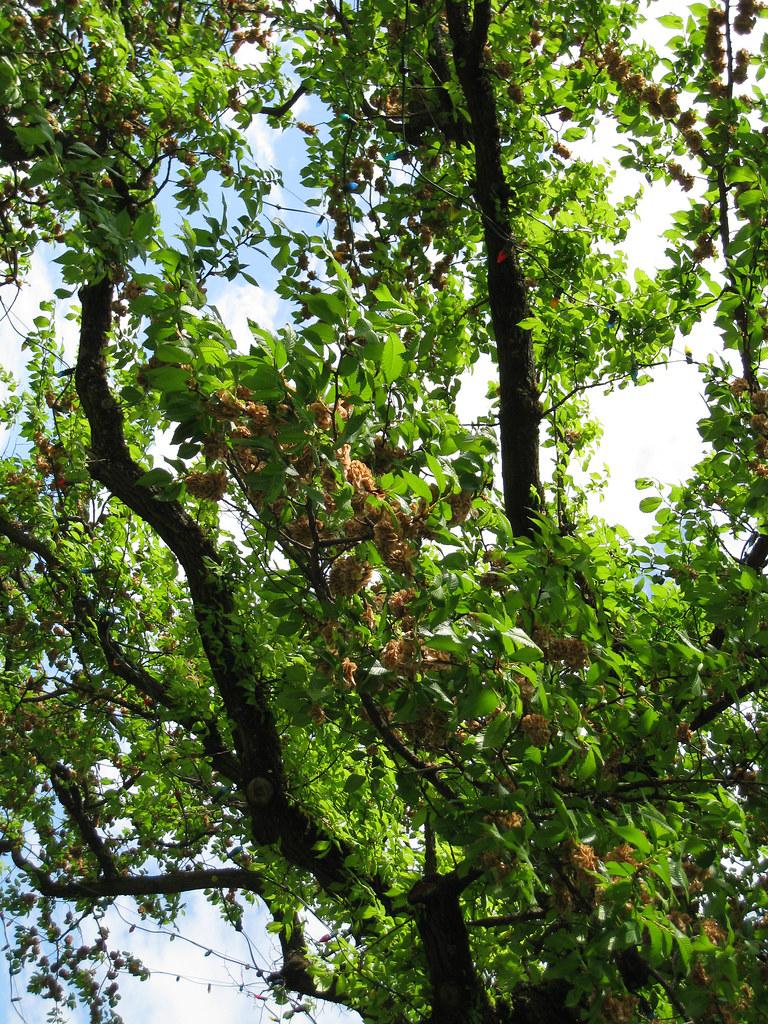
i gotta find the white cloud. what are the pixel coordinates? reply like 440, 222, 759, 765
244, 115, 277, 168
588, 362, 707, 536
98, 895, 359, 1024
214, 281, 281, 352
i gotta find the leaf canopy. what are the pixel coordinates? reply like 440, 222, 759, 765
1, 1, 768, 1023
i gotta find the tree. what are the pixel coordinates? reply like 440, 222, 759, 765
1, 0, 768, 1021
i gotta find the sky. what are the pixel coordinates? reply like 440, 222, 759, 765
0, 1, 753, 1021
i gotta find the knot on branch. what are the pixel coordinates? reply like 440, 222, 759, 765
246, 775, 275, 807
408, 875, 442, 905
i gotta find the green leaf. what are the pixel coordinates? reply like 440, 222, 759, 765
460, 687, 500, 719
639, 496, 662, 513
575, 748, 597, 781
380, 334, 405, 384
136, 468, 175, 488
305, 291, 347, 322
612, 825, 652, 856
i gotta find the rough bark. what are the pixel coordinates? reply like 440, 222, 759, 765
409, 874, 495, 1024
445, 0, 542, 537
73, 279, 382, 897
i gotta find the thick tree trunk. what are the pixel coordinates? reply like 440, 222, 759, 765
445, 0, 542, 537
409, 874, 496, 1024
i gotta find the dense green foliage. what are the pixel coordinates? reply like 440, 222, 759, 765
2, 0, 768, 1021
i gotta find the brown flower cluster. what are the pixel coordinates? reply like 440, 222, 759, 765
700, 917, 727, 944
568, 841, 600, 874
316, 446, 428, 575
705, 6, 727, 73
329, 555, 372, 597
346, 459, 377, 493
602, 44, 680, 119
244, 401, 273, 431
534, 626, 589, 669
401, 708, 450, 749
682, 126, 704, 154
507, 82, 525, 103
605, 843, 638, 865
309, 400, 333, 430
751, 411, 768, 464
484, 810, 524, 830
691, 960, 711, 987
284, 515, 320, 546
668, 910, 692, 932
520, 713, 550, 746
207, 389, 276, 435
693, 232, 716, 263
601, 995, 637, 1024
552, 141, 572, 160
421, 646, 452, 671
341, 657, 357, 689
734, 0, 761, 35
682, 857, 711, 894
203, 437, 228, 462
668, 161, 695, 191
734, 48, 751, 82
388, 588, 416, 618
185, 469, 228, 501
380, 637, 420, 674
677, 721, 693, 743
208, 389, 245, 421
32, 433, 65, 478
448, 490, 474, 524
373, 512, 416, 575
371, 435, 406, 473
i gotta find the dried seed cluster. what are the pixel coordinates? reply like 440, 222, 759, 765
185, 469, 228, 501
329, 555, 373, 597
602, 44, 680, 120
734, 0, 762, 35
668, 161, 695, 192
520, 713, 550, 746
534, 626, 590, 669
601, 994, 638, 1024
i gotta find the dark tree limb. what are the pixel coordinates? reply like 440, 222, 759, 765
467, 908, 547, 928
359, 692, 458, 802
0, 511, 54, 561
744, 533, 768, 572
48, 764, 118, 880
266, 909, 344, 1005
0, 842, 263, 900
690, 673, 767, 731
408, 872, 495, 1024
0, 512, 242, 784
445, 0, 542, 536
1, 837, 348, 1006
73, 278, 388, 900
260, 82, 308, 118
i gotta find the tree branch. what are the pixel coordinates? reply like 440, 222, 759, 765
49, 764, 118, 880
267, 909, 344, 1005
0, 843, 264, 900
408, 871, 495, 1024
690, 672, 765, 731
445, 1, 542, 536
73, 278, 388, 900
359, 692, 457, 802
467, 909, 547, 928
0, 511, 242, 784
260, 82, 308, 118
